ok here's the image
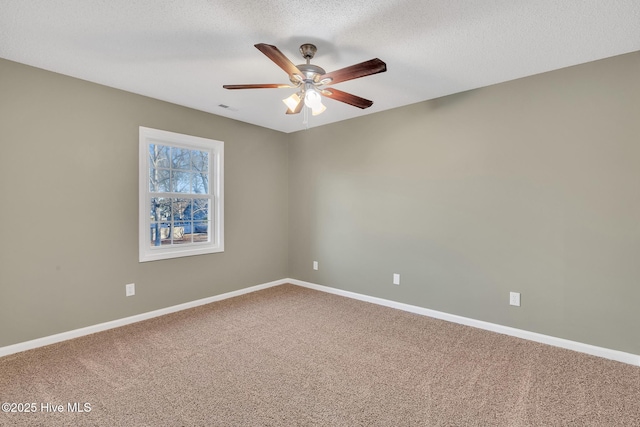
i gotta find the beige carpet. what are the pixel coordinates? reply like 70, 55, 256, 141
1, 284, 639, 426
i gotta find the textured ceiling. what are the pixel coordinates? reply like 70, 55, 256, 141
1, 0, 640, 133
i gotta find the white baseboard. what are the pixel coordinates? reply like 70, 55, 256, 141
0, 279, 287, 358
288, 278, 640, 367
3, 277, 638, 367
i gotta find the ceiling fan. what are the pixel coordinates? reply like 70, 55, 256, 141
223, 43, 387, 116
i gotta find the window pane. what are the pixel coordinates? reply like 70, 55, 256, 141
150, 197, 171, 222
172, 198, 190, 221
149, 144, 170, 168
193, 221, 210, 243
171, 147, 191, 170
171, 225, 188, 244
192, 172, 208, 194
149, 222, 172, 247
171, 171, 190, 193
192, 150, 209, 172
192, 199, 209, 221
150, 168, 170, 192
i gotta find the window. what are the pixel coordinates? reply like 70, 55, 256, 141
139, 127, 223, 262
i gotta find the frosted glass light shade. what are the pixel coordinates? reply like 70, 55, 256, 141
304, 87, 322, 109
282, 93, 301, 112
311, 103, 326, 116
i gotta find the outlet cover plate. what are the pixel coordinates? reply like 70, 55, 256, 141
393, 273, 400, 285
126, 283, 135, 297
509, 292, 520, 306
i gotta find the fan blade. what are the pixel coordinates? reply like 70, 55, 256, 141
223, 84, 292, 89
285, 100, 304, 115
254, 43, 302, 77
322, 88, 374, 109
321, 58, 387, 86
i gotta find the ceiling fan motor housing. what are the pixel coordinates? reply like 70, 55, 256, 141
292, 63, 326, 84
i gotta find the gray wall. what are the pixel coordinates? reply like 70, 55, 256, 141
0, 59, 289, 347
288, 51, 640, 355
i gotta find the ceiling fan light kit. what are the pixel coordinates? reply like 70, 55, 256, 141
223, 43, 387, 122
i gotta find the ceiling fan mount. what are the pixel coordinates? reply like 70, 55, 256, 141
299, 43, 317, 61
223, 43, 387, 116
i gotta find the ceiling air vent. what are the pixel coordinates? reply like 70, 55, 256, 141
218, 104, 238, 111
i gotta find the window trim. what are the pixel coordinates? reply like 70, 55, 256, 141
139, 126, 224, 262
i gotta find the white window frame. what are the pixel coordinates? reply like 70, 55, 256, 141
139, 127, 224, 262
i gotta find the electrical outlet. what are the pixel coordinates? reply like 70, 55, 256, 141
509, 292, 520, 307
313, 261, 318, 271
393, 273, 400, 285
126, 283, 135, 297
